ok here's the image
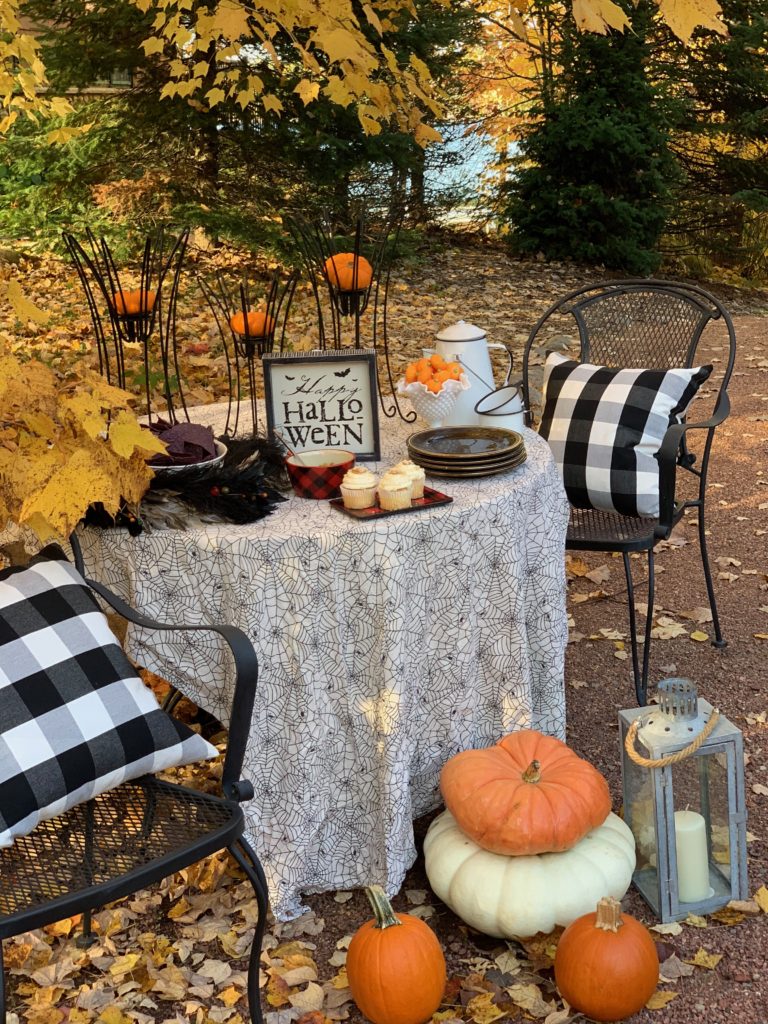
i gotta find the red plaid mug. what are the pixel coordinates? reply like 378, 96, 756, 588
285, 449, 356, 499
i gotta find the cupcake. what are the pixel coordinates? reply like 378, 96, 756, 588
393, 459, 426, 499
340, 466, 378, 509
378, 471, 413, 512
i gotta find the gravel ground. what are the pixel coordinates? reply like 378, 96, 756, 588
299, 311, 768, 1024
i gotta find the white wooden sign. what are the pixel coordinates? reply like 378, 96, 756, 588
263, 348, 380, 460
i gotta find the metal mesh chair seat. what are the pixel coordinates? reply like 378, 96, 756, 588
567, 508, 666, 551
0, 777, 242, 938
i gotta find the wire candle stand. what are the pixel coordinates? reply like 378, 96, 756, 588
64, 227, 190, 425
286, 209, 414, 423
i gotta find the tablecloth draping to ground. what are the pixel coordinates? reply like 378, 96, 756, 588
79, 407, 570, 918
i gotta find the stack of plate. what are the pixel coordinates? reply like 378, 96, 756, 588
407, 427, 526, 479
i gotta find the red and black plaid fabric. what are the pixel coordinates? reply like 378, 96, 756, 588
286, 459, 354, 499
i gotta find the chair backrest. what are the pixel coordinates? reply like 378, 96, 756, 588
522, 279, 737, 426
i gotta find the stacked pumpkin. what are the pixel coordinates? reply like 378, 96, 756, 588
424, 729, 637, 938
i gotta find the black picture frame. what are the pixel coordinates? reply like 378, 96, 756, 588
263, 348, 381, 461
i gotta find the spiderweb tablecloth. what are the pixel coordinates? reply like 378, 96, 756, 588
78, 406, 569, 919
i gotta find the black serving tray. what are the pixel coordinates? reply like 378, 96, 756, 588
329, 486, 453, 520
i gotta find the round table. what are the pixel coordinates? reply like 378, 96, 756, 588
79, 409, 570, 919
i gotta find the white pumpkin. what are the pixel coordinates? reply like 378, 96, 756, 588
424, 810, 635, 938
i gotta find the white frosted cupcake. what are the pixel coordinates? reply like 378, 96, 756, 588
393, 459, 426, 499
378, 471, 413, 511
340, 466, 378, 509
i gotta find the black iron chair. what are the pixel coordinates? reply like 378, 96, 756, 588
0, 537, 268, 1023
522, 279, 736, 705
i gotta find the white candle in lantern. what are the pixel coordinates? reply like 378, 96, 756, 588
674, 809, 711, 902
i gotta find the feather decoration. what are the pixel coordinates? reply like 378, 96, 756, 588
84, 436, 290, 533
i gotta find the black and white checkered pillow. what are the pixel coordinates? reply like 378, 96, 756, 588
0, 555, 217, 847
539, 353, 712, 517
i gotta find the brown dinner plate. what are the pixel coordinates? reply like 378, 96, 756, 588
407, 426, 523, 460
417, 450, 528, 479
406, 445, 525, 471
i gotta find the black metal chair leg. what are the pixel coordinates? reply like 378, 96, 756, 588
76, 804, 99, 948
698, 508, 727, 649
622, 552, 642, 701
228, 839, 269, 1024
622, 551, 654, 706
76, 907, 98, 949
640, 549, 655, 707
161, 686, 184, 714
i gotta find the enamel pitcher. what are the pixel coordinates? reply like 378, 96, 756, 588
434, 320, 514, 427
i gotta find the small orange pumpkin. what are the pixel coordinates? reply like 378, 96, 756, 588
111, 289, 156, 316
346, 885, 446, 1024
229, 310, 275, 337
554, 896, 659, 1021
323, 252, 373, 292
440, 729, 611, 855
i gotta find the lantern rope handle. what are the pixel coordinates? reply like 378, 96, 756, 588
624, 710, 720, 768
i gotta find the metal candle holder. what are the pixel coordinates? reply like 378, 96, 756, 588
198, 269, 298, 438
619, 678, 748, 922
64, 227, 190, 425
286, 209, 414, 423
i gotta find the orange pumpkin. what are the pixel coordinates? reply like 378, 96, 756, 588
440, 729, 611, 855
554, 896, 659, 1021
323, 252, 373, 291
111, 289, 156, 316
229, 310, 275, 337
346, 885, 446, 1024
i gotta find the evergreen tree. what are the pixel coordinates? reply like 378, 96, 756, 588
659, 0, 768, 274
501, 0, 676, 274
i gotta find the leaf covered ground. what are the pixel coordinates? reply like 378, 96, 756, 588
2, 242, 768, 1024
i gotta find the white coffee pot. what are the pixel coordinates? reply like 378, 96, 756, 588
434, 320, 513, 427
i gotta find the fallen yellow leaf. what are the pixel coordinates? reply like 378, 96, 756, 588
5, 278, 51, 324
288, 981, 325, 1012
69, 1010, 93, 1024
266, 972, 291, 1008
685, 948, 723, 970
754, 885, 768, 913
98, 1008, 133, 1024
646, 990, 678, 1010
167, 897, 191, 920
43, 915, 81, 938
218, 985, 244, 1007
466, 991, 505, 1024
506, 982, 554, 1017
690, 630, 710, 642
684, 913, 708, 928
330, 967, 349, 989
650, 921, 683, 936
710, 907, 745, 926
726, 899, 760, 915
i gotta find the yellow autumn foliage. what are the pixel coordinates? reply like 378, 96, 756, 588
1, 0, 729, 142
0, 351, 166, 542
0, 0, 75, 133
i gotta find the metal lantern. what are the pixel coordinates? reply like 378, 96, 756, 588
619, 678, 747, 922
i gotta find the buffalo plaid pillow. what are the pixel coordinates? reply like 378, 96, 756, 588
539, 353, 712, 517
0, 553, 217, 847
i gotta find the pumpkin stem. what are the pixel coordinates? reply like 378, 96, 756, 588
595, 896, 624, 933
364, 885, 402, 930
522, 759, 542, 783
